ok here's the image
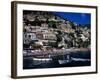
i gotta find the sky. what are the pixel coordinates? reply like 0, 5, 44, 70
52, 12, 91, 25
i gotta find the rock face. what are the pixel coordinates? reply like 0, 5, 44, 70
23, 10, 91, 50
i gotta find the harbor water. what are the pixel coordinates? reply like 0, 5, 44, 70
23, 49, 91, 69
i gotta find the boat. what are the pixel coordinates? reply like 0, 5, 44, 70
32, 57, 52, 65
33, 57, 52, 61
58, 60, 70, 64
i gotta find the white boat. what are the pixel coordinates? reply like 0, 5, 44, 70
58, 60, 70, 64
33, 57, 52, 61
71, 57, 90, 61
32, 57, 52, 65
